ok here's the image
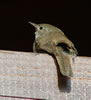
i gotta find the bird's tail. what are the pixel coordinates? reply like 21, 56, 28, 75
55, 50, 73, 77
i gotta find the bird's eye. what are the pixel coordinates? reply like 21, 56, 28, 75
40, 27, 43, 30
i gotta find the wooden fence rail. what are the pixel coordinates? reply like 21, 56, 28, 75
0, 50, 91, 100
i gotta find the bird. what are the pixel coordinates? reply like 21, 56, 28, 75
29, 22, 78, 77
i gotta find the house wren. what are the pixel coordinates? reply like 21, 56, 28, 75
29, 22, 78, 77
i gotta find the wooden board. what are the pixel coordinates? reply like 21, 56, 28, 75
0, 50, 91, 100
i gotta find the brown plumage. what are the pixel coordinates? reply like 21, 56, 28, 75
29, 22, 78, 77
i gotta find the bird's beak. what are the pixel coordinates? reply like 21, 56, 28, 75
28, 22, 38, 28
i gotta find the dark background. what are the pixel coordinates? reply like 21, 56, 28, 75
0, 0, 90, 56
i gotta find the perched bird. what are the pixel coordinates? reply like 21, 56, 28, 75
29, 22, 78, 77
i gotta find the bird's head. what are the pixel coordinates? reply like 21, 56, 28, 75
28, 22, 63, 38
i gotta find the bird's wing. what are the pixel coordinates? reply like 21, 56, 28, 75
39, 41, 73, 77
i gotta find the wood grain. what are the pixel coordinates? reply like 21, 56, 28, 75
0, 50, 91, 100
